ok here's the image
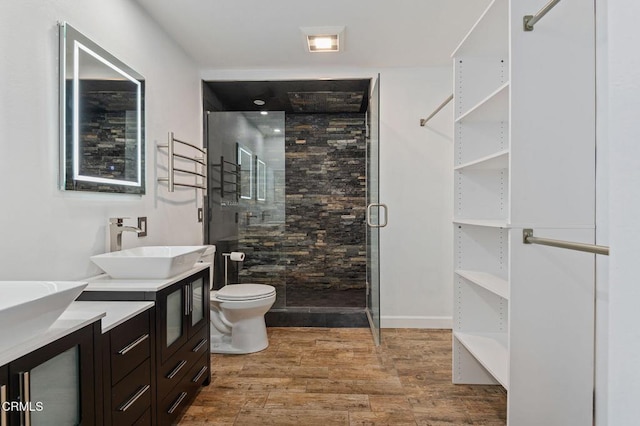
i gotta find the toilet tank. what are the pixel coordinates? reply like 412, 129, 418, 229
199, 245, 216, 290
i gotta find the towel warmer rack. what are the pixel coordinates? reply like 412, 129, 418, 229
157, 132, 207, 192
210, 156, 241, 199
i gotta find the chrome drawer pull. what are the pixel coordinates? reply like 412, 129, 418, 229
192, 366, 208, 383
191, 338, 207, 353
166, 360, 187, 379
117, 384, 150, 412
167, 392, 188, 414
118, 334, 149, 355
1, 384, 7, 426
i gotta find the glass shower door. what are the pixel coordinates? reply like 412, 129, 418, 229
206, 111, 286, 303
366, 75, 384, 345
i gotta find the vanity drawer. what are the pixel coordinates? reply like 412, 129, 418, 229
157, 354, 208, 425
186, 327, 209, 364
111, 358, 152, 426
158, 377, 198, 426
188, 353, 209, 388
157, 348, 191, 400
110, 310, 151, 385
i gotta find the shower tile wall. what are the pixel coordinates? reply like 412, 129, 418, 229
284, 113, 367, 308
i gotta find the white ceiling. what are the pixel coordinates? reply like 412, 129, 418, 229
134, 0, 491, 70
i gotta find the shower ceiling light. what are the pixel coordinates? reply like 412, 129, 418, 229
301, 26, 344, 53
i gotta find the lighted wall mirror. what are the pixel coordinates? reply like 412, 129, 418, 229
237, 144, 253, 199
59, 22, 145, 194
256, 158, 266, 201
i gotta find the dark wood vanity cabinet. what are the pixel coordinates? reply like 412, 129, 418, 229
80, 266, 211, 425
2, 322, 100, 426
102, 309, 155, 426
155, 269, 210, 424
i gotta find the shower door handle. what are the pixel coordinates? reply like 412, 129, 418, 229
366, 203, 388, 228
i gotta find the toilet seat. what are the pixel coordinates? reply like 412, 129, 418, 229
214, 284, 276, 301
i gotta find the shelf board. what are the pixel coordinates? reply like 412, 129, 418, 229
456, 82, 509, 123
454, 331, 508, 389
453, 219, 509, 228
455, 150, 509, 171
455, 270, 509, 300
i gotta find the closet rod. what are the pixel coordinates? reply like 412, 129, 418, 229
419, 94, 453, 127
523, 0, 561, 31
523, 229, 609, 256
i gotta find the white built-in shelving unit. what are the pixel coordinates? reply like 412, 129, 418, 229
451, 0, 596, 424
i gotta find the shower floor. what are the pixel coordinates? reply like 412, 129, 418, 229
266, 287, 368, 327
285, 287, 365, 308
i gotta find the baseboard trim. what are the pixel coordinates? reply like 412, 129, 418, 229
381, 316, 452, 329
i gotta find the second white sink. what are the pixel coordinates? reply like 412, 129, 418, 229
91, 246, 208, 279
0, 281, 88, 351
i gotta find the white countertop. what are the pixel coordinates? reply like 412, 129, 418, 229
0, 308, 104, 367
0, 299, 157, 366
67, 301, 155, 333
84, 262, 210, 292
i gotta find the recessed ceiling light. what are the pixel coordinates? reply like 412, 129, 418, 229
253, 99, 266, 106
274, 128, 281, 133
300, 26, 344, 53
308, 35, 338, 52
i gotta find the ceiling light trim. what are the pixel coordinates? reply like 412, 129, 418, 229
300, 26, 345, 53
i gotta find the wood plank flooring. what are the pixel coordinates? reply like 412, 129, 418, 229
179, 328, 506, 425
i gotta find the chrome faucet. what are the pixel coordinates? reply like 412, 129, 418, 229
109, 217, 143, 252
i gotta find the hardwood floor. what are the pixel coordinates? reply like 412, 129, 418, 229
179, 328, 507, 425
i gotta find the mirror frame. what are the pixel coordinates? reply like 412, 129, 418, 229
237, 144, 253, 200
256, 158, 266, 201
59, 22, 145, 194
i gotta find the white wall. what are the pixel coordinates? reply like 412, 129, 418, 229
378, 68, 453, 328
595, 0, 610, 423
605, 0, 640, 423
0, 1, 204, 280
200, 67, 454, 328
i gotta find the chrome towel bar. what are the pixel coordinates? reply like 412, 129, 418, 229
523, 229, 609, 256
158, 132, 207, 192
523, 0, 561, 31
210, 156, 240, 199
420, 94, 453, 127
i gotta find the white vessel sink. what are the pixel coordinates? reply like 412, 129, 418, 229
0, 281, 88, 349
91, 246, 208, 279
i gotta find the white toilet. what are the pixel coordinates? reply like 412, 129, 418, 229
209, 283, 276, 354
201, 246, 276, 354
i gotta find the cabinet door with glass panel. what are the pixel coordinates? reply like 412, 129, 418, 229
7, 324, 97, 425
188, 273, 208, 339
157, 269, 209, 363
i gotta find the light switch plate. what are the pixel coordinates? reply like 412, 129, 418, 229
137, 216, 147, 237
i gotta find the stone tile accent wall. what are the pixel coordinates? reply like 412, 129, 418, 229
284, 114, 367, 307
